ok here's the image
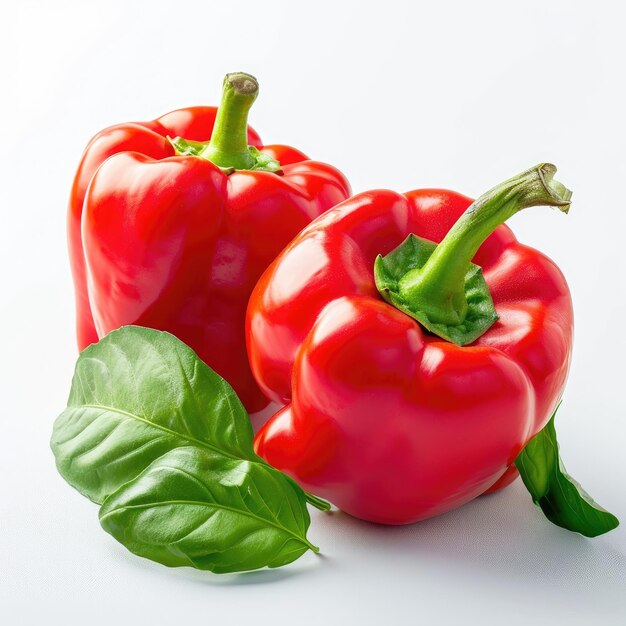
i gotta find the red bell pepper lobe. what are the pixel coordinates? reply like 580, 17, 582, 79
68, 72, 351, 412
249, 165, 618, 535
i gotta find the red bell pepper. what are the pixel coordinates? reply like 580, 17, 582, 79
68, 73, 350, 412
248, 164, 615, 529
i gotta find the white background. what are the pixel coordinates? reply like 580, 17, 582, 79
2, 1, 625, 624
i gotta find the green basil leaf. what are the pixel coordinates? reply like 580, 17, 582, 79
51, 326, 258, 503
515, 404, 619, 537
99, 447, 317, 573
51, 326, 320, 572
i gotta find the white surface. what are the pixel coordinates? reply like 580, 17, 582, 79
2, 1, 626, 624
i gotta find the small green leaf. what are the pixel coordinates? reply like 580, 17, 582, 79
51, 326, 257, 504
247, 146, 282, 173
515, 404, 619, 537
374, 234, 498, 345
99, 447, 317, 573
167, 135, 206, 157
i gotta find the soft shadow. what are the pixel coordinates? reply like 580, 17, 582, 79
315, 479, 626, 599
172, 564, 312, 586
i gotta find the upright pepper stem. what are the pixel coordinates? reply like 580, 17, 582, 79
169, 72, 281, 173
201, 72, 259, 170
399, 164, 572, 327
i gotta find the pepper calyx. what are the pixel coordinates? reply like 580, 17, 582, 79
375, 234, 498, 345
375, 164, 572, 345
168, 136, 281, 174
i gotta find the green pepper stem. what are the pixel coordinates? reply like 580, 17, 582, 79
200, 72, 259, 169
398, 164, 572, 326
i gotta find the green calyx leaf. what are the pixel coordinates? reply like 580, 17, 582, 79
247, 145, 283, 173
51, 326, 321, 573
374, 234, 498, 345
515, 403, 619, 538
167, 136, 282, 174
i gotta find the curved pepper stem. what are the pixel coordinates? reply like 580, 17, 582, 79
375, 164, 572, 345
169, 72, 281, 173
401, 164, 571, 326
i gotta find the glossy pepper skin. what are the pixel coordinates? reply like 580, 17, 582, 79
68, 74, 350, 412
249, 169, 573, 524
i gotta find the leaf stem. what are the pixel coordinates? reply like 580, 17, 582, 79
305, 492, 331, 511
